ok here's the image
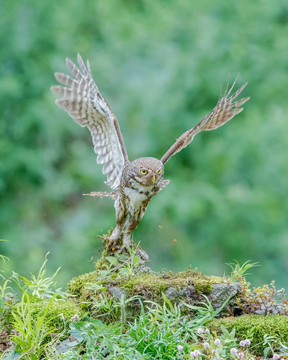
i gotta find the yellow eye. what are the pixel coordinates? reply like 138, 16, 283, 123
157, 169, 162, 175
140, 169, 148, 175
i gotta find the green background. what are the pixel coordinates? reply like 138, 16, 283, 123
1, 0, 288, 289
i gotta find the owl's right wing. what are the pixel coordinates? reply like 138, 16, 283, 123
160, 77, 250, 164
51, 54, 128, 190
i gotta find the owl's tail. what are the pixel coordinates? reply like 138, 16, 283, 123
83, 191, 117, 199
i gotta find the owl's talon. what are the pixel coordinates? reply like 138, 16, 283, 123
107, 238, 117, 249
119, 246, 126, 254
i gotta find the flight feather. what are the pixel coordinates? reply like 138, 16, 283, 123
51, 54, 128, 190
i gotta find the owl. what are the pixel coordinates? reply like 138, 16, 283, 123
51, 54, 249, 259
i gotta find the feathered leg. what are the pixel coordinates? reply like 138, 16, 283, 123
106, 196, 126, 247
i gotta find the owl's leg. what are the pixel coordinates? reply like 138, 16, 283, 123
121, 226, 148, 261
121, 214, 140, 248
107, 225, 121, 245
106, 197, 126, 248
122, 230, 132, 248
119, 215, 148, 261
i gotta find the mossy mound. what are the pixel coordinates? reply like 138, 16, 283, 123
209, 314, 288, 356
67, 266, 240, 319
32, 300, 84, 331
68, 269, 222, 297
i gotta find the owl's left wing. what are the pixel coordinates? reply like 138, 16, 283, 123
160, 78, 250, 164
51, 54, 128, 190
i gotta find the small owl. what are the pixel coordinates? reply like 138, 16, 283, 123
51, 54, 249, 259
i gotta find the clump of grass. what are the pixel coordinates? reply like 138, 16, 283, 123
0, 253, 82, 359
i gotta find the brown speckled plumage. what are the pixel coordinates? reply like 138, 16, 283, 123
51, 54, 249, 258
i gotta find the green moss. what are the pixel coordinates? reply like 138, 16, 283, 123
208, 314, 288, 356
67, 271, 98, 298
67, 266, 225, 312
120, 271, 222, 300
29, 300, 84, 332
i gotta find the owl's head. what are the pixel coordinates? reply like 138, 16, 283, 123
131, 157, 164, 187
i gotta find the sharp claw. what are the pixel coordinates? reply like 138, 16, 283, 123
119, 246, 126, 254
108, 239, 116, 248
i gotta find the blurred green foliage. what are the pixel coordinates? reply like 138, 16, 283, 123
1, 0, 288, 288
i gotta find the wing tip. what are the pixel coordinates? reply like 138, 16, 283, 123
77, 53, 83, 63
65, 57, 74, 71
50, 85, 60, 95
54, 71, 65, 81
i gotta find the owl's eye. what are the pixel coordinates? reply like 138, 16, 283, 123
157, 169, 162, 175
140, 169, 148, 175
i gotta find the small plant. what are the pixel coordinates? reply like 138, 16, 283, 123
237, 278, 288, 316
12, 252, 69, 301
0, 244, 15, 354
175, 327, 254, 359
91, 291, 115, 319
0, 240, 9, 263
96, 245, 141, 281
118, 249, 140, 277
183, 294, 232, 326
226, 260, 259, 283
66, 317, 147, 359
0, 254, 80, 359
91, 288, 141, 325
7, 292, 58, 359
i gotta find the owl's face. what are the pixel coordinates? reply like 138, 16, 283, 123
131, 157, 164, 187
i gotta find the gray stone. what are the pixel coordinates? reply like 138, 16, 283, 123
208, 282, 241, 309
108, 286, 127, 300
164, 282, 240, 315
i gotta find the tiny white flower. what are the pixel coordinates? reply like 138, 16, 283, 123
70, 314, 80, 322
230, 348, 238, 356
197, 328, 204, 335
204, 342, 209, 349
177, 345, 183, 351
244, 339, 251, 346
214, 339, 221, 346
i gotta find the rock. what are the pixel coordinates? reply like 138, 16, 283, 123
108, 286, 127, 300
208, 282, 241, 309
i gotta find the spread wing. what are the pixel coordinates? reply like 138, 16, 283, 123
160, 77, 250, 164
51, 54, 128, 190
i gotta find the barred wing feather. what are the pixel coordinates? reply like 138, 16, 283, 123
51, 54, 128, 190
160, 77, 250, 164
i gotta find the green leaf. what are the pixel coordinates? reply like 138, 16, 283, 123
105, 256, 118, 267
1, 350, 21, 360
131, 255, 140, 267
119, 268, 130, 276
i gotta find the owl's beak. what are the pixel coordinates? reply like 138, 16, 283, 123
152, 175, 156, 184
